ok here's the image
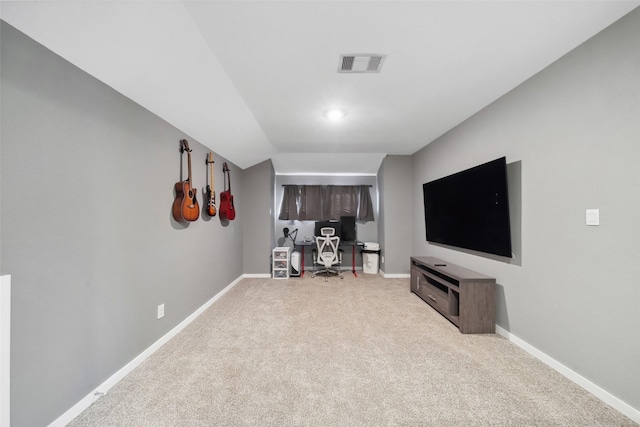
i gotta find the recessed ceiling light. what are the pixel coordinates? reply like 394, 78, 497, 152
324, 109, 347, 121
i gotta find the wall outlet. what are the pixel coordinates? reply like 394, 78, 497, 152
157, 304, 164, 319
381, 256, 385, 264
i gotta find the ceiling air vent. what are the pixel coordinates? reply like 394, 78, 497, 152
338, 54, 386, 73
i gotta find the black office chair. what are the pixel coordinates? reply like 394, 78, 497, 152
311, 227, 343, 282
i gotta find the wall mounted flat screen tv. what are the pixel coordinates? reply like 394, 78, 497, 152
423, 157, 512, 258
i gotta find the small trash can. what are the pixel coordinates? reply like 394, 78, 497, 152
290, 250, 301, 277
362, 242, 380, 274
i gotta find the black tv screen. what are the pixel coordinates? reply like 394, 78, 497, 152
423, 157, 512, 258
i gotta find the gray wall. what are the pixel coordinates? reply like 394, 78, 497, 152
242, 160, 275, 274
0, 22, 244, 426
377, 156, 413, 275
412, 9, 640, 412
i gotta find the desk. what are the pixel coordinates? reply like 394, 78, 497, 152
294, 240, 364, 277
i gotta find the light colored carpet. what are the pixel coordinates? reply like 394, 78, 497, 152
68, 274, 636, 426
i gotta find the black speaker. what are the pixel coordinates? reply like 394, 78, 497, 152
340, 216, 356, 242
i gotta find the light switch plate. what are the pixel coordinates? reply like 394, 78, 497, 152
586, 209, 600, 226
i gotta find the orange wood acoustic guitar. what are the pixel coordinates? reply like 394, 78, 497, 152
172, 139, 200, 222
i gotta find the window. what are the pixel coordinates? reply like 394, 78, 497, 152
279, 185, 374, 222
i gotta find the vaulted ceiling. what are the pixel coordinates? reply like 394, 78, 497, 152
2, 1, 638, 174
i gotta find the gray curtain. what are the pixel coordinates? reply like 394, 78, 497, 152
298, 185, 324, 220
356, 185, 374, 222
279, 185, 299, 220
323, 185, 357, 219
279, 185, 374, 222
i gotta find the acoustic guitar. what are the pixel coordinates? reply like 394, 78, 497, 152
219, 162, 236, 220
206, 152, 217, 217
172, 139, 200, 222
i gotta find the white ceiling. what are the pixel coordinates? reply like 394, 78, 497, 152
2, 1, 638, 175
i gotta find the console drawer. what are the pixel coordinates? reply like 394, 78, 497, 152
418, 278, 449, 315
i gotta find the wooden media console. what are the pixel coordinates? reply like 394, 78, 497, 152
410, 256, 496, 334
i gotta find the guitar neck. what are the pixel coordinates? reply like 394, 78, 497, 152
224, 163, 231, 192
187, 147, 193, 185
180, 139, 194, 186
209, 153, 214, 189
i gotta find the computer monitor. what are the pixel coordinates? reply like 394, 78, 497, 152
340, 216, 356, 242
314, 220, 341, 238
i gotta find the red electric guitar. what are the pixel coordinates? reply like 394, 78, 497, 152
172, 139, 200, 222
219, 162, 236, 220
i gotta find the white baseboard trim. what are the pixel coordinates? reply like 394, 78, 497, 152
495, 325, 640, 424
48, 275, 244, 427
1, 275, 11, 427
382, 273, 410, 279
242, 273, 272, 278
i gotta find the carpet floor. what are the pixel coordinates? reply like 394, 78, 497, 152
68, 274, 636, 426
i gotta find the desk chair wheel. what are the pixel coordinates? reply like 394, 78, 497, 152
323, 271, 344, 282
